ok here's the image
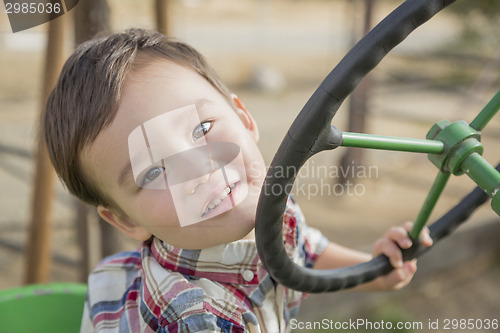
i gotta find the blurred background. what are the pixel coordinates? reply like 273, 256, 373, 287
1, 0, 499, 331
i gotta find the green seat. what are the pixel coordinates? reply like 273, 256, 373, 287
0, 283, 87, 333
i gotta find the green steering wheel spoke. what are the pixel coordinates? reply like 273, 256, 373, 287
342, 90, 500, 240
341, 132, 445, 154
410, 171, 451, 240
470, 89, 500, 131
460, 152, 500, 197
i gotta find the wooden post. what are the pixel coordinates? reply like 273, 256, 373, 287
74, 0, 113, 280
338, 0, 375, 185
74, 0, 110, 44
155, 0, 169, 36
24, 15, 66, 284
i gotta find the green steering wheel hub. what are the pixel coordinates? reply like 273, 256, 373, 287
427, 120, 482, 175
424, 118, 500, 218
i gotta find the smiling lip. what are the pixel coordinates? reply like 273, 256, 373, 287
201, 182, 239, 218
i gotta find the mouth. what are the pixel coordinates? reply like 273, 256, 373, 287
201, 182, 237, 218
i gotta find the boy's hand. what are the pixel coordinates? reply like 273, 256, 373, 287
371, 222, 433, 290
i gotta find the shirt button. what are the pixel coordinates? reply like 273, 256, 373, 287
242, 270, 254, 282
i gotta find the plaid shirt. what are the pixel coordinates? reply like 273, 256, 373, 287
80, 198, 328, 333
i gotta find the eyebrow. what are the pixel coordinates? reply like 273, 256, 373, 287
118, 124, 153, 188
195, 98, 213, 110
118, 161, 134, 188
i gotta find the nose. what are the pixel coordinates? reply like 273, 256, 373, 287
185, 173, 211, 194
181, 152, 217, 195
162, 142, 241, 194
161, 145, 216, 193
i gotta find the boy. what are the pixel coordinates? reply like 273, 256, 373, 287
44, 29, 432, 332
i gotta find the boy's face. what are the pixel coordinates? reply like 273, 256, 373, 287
82, 60, 266, 249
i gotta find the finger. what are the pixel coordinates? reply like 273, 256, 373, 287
386, 226, 412, 249
403, 221, 414, 232
379, 264, 414, 290
405, 222, 433, 247
396, 261, 417, 289
379, 238, 404, 268
420, 227, 434, 247
405, 259, 417, 274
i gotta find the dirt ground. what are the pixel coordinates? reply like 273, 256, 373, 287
1, 0, 500, 331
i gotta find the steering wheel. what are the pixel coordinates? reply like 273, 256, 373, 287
255, 0, 500, 293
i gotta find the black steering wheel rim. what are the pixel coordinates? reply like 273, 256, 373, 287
254, 0, 463, 293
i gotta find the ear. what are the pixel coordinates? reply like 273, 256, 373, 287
97, 205, 152, 242
232, 94, 259, 143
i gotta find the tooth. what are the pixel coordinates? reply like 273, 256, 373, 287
205, 186, 234, 216
220, 191, 228, 200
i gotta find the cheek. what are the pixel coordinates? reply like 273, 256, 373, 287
132, 189, 180, 227
206, 120, 266, 183
240, 139, 266, 179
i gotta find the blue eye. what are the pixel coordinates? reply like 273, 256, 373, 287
193, 120, 214, 140
142, 166, 165, 186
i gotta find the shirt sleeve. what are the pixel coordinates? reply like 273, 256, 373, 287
286, 196, 329, 268
79, 299, 94, 333
301, 221, 329, 268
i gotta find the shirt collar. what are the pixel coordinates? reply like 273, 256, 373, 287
149, 237, 262, 286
